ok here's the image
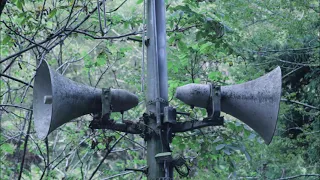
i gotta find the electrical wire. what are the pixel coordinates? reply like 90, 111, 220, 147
141, 0, 146, 92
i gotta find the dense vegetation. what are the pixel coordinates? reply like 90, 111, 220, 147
0, 0, 319, 179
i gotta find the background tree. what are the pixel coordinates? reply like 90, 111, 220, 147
0, 0, 319, 179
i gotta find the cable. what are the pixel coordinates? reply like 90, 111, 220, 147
141, 0, 146, 92
175, 164, 190, 177
173, 156, 190, 177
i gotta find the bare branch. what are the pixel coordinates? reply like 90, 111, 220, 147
0, 2, 103, 64
278, 59, 320, 67
95, 65, 111, 88
17, 110, 33, 180
251, 45, 320, 54
282, 66, 304, 79
75, 150, 85, 180
66, 29, 140, 40
1, 21, 49, 50
276, 174, 320, 180
88, 133, 127, 180
2, 56, 19, 74
0, 104, 32, 111
281, 98, 320, 110
107, 0, 128, 13
0, 73, 33, 88
65, 0, 78, 28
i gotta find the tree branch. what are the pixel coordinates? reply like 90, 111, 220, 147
114, 131, 146, 150
0, 1, 102, 64
64, 0, 78, 28
2, 56, 19, 74
17, 110, 33, 180
281, 98, 320, 110
107, 0, 128, 13
88, 133, 127, 180
66, 28, 140, 40
0, 73, 33, 88
278, 59, 319, 67
1, 21, 49, 50
276, 174, 320, 180
247, 45, 320, 54
167, 25, 198, 33
0, 104, 32, 111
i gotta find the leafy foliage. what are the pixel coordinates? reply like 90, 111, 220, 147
0, 0, 319, 179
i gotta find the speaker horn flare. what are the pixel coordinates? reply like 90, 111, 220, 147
175, 67, 282, 144
33, 60, 139, 139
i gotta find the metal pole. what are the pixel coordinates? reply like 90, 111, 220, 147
155, 0, 168, 105
155, 0, 173, 178
146, 0, 171, 179
146, 0, 162, 179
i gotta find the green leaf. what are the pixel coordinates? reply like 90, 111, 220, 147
215, 144, 225, 150
136, 0, 143, 4
19, 16, 31, 25
1, 143, 14, 154
2, 35, 12, 45
199, 42, 211, 53
48, 8, 57, 19
196, 32, 202, 40
244, 151, 251, 161
168, 61, 173, 70
16, 0, 25, 10
124, 22, 129, 29
96, 57, 106, 66
208, 71, 222, 81
213, 137, 222, 143
248, 133, 256, 140
177, 41, 187, 51
223, 148, 231, 155
17, 12, 27, 18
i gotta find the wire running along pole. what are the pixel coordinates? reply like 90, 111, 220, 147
141, 0, 146, 92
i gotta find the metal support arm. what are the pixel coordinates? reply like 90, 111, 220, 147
89, 119, 143, 134
172, 117, 224, 133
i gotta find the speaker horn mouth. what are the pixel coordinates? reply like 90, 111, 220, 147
174, 67, 282, 144
33, 61, 140, 140
33, 60, 53, 140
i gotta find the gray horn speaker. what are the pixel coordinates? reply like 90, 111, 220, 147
175, 67, 282, 144
33, 60, 139, 140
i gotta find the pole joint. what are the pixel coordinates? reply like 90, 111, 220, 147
140, 113, 159, 141
147, 97, 169, 106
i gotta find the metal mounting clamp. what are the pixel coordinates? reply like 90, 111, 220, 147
206, 84, 221, 120
147, 97, 168, 105
102, 88, 112, 118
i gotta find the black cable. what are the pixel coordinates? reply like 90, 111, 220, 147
174, 163, 190, 177
173, 156, 190, 177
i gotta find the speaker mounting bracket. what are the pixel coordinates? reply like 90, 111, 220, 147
101, 88, 112, 120
205, 84, 221, 121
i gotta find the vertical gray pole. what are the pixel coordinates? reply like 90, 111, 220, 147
155, 0, 173, 178
146, 0, 171, 179
146, 0, 163, 178
155, 0, 168, 108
